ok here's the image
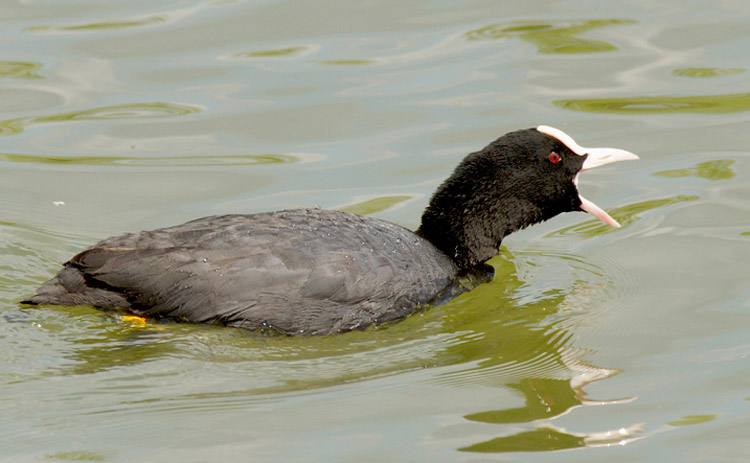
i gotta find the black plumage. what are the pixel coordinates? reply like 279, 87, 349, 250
23, 127, 637, 335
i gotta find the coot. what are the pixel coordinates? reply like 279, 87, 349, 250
23, 126, 637, 335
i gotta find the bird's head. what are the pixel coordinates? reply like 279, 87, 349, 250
418, 126, 638, 269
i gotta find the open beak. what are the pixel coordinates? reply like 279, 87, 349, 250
536, 125, 638, 228
574, 148, 639, 228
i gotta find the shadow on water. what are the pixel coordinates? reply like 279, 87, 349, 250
57, 316, 186, 373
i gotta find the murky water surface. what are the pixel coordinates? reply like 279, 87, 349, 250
2, 1, 749, 461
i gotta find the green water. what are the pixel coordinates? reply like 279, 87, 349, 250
2, 1, 749, 462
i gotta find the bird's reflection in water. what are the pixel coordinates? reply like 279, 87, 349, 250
40, 247, 641, 454
432, 249, 641, 453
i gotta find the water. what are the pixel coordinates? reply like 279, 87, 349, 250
2, 0, 749, 461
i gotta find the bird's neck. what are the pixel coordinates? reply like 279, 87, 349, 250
417, 190, 544, 270
415, 132, 574, 271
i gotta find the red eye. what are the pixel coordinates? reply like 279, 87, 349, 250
549, 151, 561, 164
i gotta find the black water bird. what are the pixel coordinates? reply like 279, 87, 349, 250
23, 126, 638, 335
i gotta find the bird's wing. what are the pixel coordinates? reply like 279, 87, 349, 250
64, 211, 456, 334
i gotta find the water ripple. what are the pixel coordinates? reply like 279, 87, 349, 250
459, 422, 644, 453
227, 45, 319, 60
0, 152, 299, 167
465, 19, 634, 54
0, 102, 201, 136
554, 93, 750, 114
672, 67, 746, 78
0, 61, 44, 79
336, 195, 416, 215
654, 159, 736, 181
547, 195, 700, 238
28, 15, 167, 32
